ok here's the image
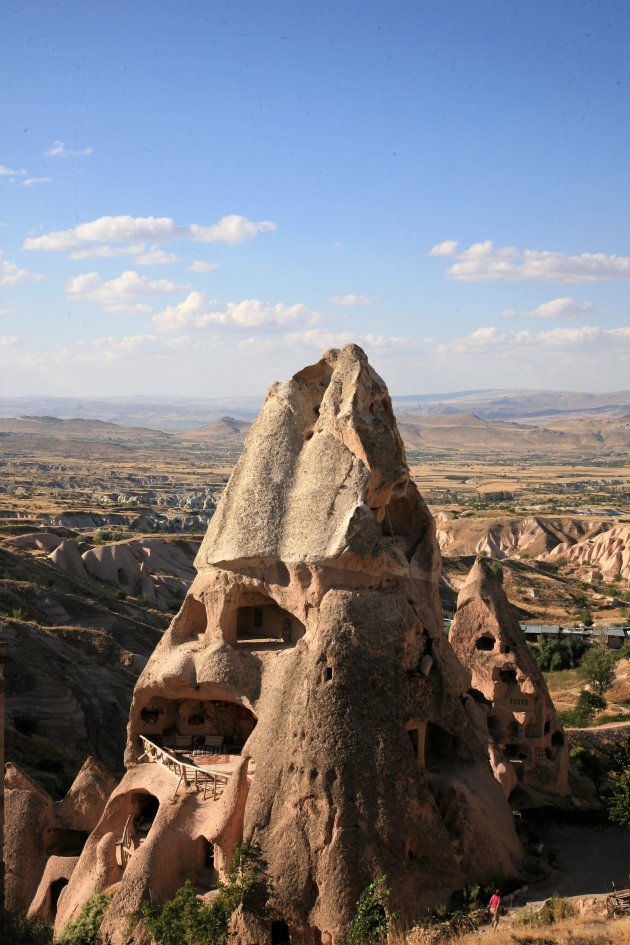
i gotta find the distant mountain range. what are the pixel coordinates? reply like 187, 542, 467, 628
1, 406, 629, 458
0, 388, 629, 430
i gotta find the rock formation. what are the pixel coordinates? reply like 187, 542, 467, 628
544, 523, 630, 586
449, 557, 569, 800
55, 345, 522, 943
4, 757, 115, 922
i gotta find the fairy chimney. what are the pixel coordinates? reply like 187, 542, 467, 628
449, 557, 569, 800
55, 346, 522, 944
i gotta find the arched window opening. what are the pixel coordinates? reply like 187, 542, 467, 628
475, 635, 495, 651
499, 668, 517, 685
551, 731, 564, 747
272, 921, 291, 945
173, 595, 207, 640
117, 568, 128, 586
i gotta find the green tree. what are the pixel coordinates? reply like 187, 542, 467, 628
578, 648, 616, 697
140, 843, 254, 945
338, 877, 397, 945
57, 892, 112, 945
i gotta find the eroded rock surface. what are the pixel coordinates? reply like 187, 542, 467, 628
56, 346, 522, 943
4, 757, 115, 921
449, 557, 569, 801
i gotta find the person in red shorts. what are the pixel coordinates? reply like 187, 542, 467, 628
489, 889, 502, 929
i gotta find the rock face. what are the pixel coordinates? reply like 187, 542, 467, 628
56, 346, 522, 943
544, 523, 630, 585
449, 557, 569, 801
4, 757, 115, 922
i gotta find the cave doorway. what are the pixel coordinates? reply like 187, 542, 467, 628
49, 877, 69, 918
272, 921, 291, 945
425, 722, 458, 769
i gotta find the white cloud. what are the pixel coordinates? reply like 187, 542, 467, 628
502, 297, 594, 319
329, 294, 373, 306
244, 328, 411, 353
431, 239, 630, 282
23, 177, 52, 187
153, 293, 316, 333
0, 251, 44, 288
189, 260, 220, 273
437, 323, 629, 356
0, 164, 26, 177
24, 213, 277, 254
0, 336, 18, 346
428, 240, 459, 257
0, 308, 13, 317
134, 247, 180, 266
188, 215, 276, 245
68, 244, 141, 260
46, 140, 93, 158
66, 270, 189, 313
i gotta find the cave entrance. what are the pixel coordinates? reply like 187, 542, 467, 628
132, 792, 159, 842
42, 827, 89, 857
49, 877, 68, 918
236, 599, 305, 645
476, 635, 495, 651
138, 696, 257, 757
271, 921, 291, 945
425, 722, 458, 770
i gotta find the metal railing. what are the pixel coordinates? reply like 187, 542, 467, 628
138, 735, 230, 800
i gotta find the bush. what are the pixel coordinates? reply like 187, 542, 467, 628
601, 741, 630, 827
577, 690, 607, 712
517, 895, 576, 927
488, 560, 504, 584
535, 634, 585, 671
57, 892, 112, 945
338, 876, 396, 945
140, 842, 254, 945
3, 913, 53, 944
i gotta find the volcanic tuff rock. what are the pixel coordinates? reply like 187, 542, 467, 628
4, 757, 116, 920
56, 346, 522, 944
543, 523, 630, 585
449, 557, 569, 801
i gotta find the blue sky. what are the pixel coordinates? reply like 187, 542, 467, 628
1, 0, 629, 396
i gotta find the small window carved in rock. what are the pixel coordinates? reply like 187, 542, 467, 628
475, 635, 495, 651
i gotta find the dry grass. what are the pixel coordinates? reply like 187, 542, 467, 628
452, 915, 630, 945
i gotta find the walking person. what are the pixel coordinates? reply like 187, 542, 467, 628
489, 888, 502, 929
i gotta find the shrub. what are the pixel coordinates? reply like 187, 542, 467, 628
488, 560, 504, 584
535, 634, 585, 671
57, 892, 112, 945
140, 842, 254, 945
338, 876, 397, 945
577, 690, 607, 712
517, 895, 575, 927
3, 913, 53, 944
601, 741, 630, 827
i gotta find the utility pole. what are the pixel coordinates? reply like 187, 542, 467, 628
0, 628, 7, 936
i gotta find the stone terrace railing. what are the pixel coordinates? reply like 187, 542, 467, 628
138, 734, 230, 800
